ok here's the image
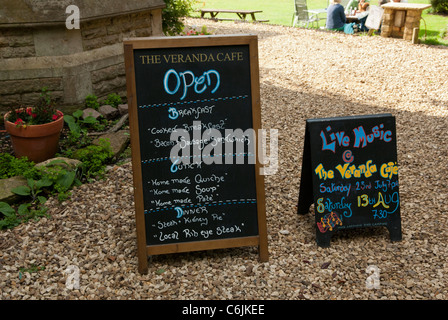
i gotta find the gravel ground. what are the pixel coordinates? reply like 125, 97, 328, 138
1, 18, 448, 300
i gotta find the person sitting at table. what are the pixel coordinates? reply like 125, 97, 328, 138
355, 0, 371, 31
326, 0, 347, 31
358, 0, 370, 12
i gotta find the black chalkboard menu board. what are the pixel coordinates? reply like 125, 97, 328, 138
124, 35, 268, 274
297, 114, 402, 247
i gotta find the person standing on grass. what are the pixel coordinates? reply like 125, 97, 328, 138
326, 0, 347, 31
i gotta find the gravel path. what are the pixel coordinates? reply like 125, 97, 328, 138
1, 18, 448, 300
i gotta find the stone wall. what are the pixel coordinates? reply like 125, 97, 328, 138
0, 0, 165, 114
0, 78, 64, 111
0, 28, 36, 59
82, 11, 158, 51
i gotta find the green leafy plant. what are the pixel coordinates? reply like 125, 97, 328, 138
0, 202, 21, 229
19, 264, 45, 275
12, 177, 52, 204
36, 159, 81, 201
85, 94, 100, 110
162, 0, 196, 35
64, 110, 98, 135
103, 93, 122, 108
156, 268, 166, 275
73, 138, 114, 181
0, 178, 51, 230
63, 109, 99, 149
431, 0, 448, 14
18, 264, 46, 281
0, 153, 38, 179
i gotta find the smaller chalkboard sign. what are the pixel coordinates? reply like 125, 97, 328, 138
297, 114, 402, 247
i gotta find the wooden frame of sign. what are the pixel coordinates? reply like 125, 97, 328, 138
297, 114, 402, 248
124, 35, 268, 274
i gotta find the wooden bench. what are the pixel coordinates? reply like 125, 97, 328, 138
199, 9, 268, 22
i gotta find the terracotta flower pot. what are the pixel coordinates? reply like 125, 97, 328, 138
4, 111, 64, 163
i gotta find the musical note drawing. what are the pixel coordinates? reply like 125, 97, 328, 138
317, 211, 342, 233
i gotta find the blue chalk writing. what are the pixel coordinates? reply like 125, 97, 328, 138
163, 69, 220, 100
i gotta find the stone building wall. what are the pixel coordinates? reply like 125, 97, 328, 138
82, 11, 158, 51
0, 78, 64, 111
0, 0, 165, 114
0, 28, 36, 59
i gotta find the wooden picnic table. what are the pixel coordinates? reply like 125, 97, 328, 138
199, 9, 268, 22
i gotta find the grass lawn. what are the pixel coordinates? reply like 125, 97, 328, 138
191, 0, 448, 45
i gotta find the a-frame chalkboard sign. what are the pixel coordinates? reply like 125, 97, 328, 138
124, 35, 268, 274
298, 114, 402, 247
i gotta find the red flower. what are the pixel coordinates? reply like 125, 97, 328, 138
14, 118, 24, 125
52, 114, 59, 121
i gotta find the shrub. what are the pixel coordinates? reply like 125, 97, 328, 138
103, 93, 122, 108
0, 153, 38, 179
431, 0, 448, 14
72, 139, 114, 180
36, 159, 81, 201
85, 94, 100, 110
162, 0, 196, 35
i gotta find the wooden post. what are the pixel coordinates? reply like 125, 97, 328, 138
124, 43, 149, 275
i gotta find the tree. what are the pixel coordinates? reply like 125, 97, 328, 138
162, 0, 196, 36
